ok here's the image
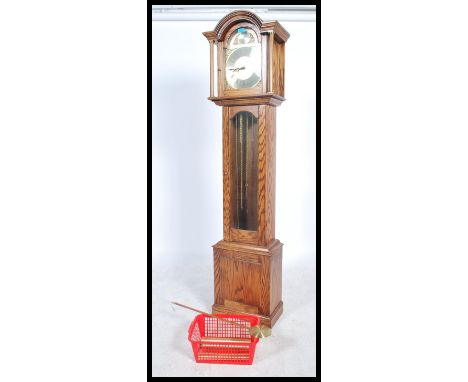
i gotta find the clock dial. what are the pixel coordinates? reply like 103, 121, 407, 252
225, 28, 261, 90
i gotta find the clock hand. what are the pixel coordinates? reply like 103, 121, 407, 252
229, 67, 246, 72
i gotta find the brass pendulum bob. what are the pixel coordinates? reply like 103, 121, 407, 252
249, 324, 272, 339
170, 301, 272, 339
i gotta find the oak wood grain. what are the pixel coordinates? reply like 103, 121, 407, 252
230, 228, 257, 244
203, 11, 289, 44
218, 250, 261, 308
228, 105, 258, 119
257, 105, 267, 246
259, 255, 270, 315
260, 21, 290, 43
213, 251, 222, 305
217, 40, 224, 97
212, 240, 283, 327
222, 107, 231, 241
273, 41, 285, 97
213, 238, 282, 256
218, 250, 261, 265
209, 94, 284, 107
265, 106, 276, 244
225, 300, 259, 314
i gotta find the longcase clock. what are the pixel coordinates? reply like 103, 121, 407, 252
203, 11, 289, 328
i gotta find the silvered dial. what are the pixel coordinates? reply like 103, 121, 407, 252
226, 47, 261, 89
225, 28, 261, 90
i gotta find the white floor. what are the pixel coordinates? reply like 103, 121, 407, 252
152, 257, 316, 377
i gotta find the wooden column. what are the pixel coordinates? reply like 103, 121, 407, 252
268, 31, 274, 93
209, 40, 214, 97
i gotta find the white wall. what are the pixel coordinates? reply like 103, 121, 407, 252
152, 20, 316, 267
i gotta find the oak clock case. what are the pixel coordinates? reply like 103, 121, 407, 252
203, 11, 289, 328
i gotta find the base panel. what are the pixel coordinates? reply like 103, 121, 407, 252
212, 239, 283, 328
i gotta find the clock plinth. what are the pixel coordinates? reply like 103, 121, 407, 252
212, 239, 283, 328
204, 10, 289, 329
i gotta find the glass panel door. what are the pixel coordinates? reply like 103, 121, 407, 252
231, 111, 258, 231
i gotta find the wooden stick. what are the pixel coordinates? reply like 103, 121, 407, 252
170, 301, 250, 329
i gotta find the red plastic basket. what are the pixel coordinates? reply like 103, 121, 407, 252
188, 313, 260, 365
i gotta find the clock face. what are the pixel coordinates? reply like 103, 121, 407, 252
225, 28, 261, 90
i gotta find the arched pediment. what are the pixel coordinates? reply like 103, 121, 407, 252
206, 10, 263, 42
203, 10, 290, 43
